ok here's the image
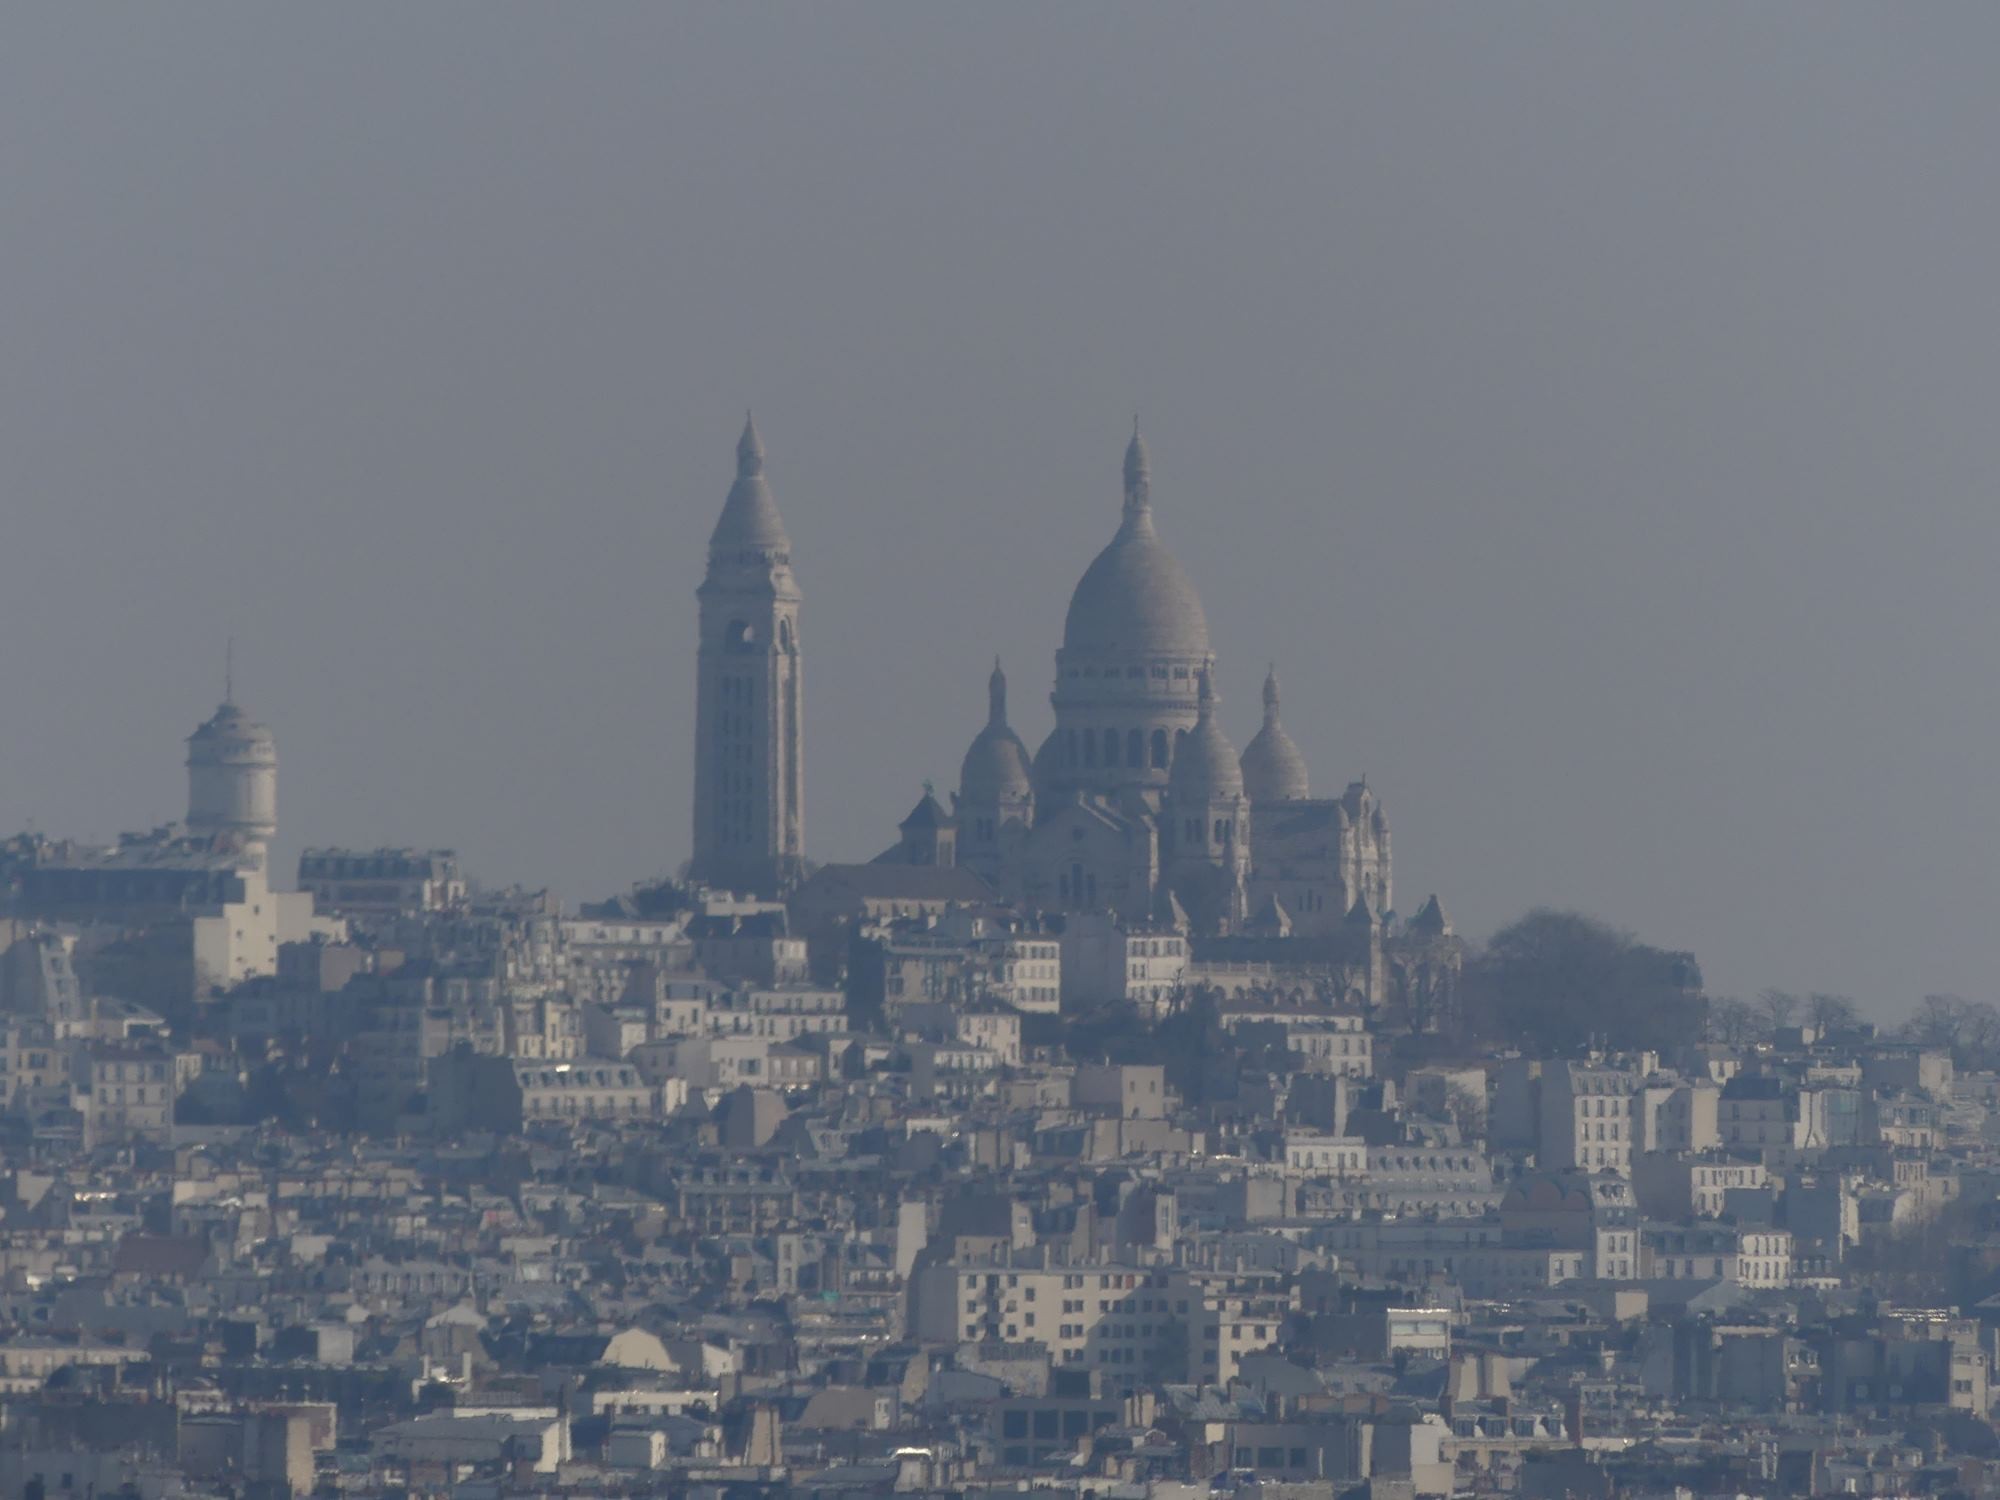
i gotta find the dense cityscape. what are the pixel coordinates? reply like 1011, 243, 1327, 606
0, 421, 1993, 1500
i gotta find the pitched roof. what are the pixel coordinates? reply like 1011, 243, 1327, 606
112, 1234, 210, 1278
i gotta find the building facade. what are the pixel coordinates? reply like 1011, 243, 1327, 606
895, 432, 1418, 964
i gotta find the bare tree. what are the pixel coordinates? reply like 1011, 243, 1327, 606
1805, 993, 1857, 1036
1909, 993, 1968, 1050
1444, 1082, 1488, 1143
1958, 999, 2000, 1065
1756, 988, 1799, 1036
1708, 997, 1755, 1046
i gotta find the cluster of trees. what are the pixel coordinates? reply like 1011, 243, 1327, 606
1896, 992, 2000, 1069
1706, 988, 1860, 1045
1459, 909, 1707, 1055
1707, 988, 2000, 1069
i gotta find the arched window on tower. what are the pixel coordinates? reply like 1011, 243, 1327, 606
1083, 733, 1097, 768
1066, 730, 1078, 766
1150, 729, 1168, 769
1127, 728, 1143, 766
1103, 729, 1119, 767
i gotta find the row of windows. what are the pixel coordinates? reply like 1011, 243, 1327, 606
1063, 727, 1171, 770
523, 1093, 649, 1117
971, 1272, 1170, 1290
1066, 663, 1195, 681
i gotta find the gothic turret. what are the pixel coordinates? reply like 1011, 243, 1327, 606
690, 414, 805, 896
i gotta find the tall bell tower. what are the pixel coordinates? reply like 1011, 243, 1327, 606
689, 416, 805, 895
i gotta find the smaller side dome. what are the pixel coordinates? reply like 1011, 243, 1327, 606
959, 659, 1033, 800
1169, 673, 1244, 802
1240, 667, 1310, 803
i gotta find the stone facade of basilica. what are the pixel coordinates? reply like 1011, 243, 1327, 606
945, 430, 1394, 943
689, 420, 1457, 1017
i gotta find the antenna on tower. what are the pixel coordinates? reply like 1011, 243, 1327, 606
225, 637, 235, 705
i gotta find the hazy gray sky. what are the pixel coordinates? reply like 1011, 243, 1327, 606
4, 6, 1995, 1013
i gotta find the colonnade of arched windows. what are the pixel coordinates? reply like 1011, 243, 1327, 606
1061, 727, 1172, 770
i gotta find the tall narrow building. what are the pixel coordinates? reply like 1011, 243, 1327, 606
689, 415, 805, 895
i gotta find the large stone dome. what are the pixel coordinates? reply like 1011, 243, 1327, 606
1060, 431, 1211, 660
1062, 514, 1212, 659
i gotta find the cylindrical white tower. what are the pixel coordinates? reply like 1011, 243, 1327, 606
186, 698, 278, 870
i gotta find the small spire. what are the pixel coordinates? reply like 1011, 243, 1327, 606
224, 638, 235, 706
1123, 422, 1150, 512
988, 658, 1009, 728
1196, 668, 1215, 718
736, 411, 764, 478
1262, 665, 1280, 724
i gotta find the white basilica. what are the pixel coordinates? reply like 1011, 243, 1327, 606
685, 419, 1436, 945
935, 429, 1393, 939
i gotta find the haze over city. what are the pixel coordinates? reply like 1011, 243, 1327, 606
5, 5, 1997, 1010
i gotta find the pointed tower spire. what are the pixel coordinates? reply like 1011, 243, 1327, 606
988, 658, 1009, 728
693, 413, 804, 896
1262, 665, 1281, 726
1196, 667, 1215, 719
224, 638, 235, 707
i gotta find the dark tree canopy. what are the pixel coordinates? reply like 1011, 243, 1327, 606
1466, 908, 1705, 1056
